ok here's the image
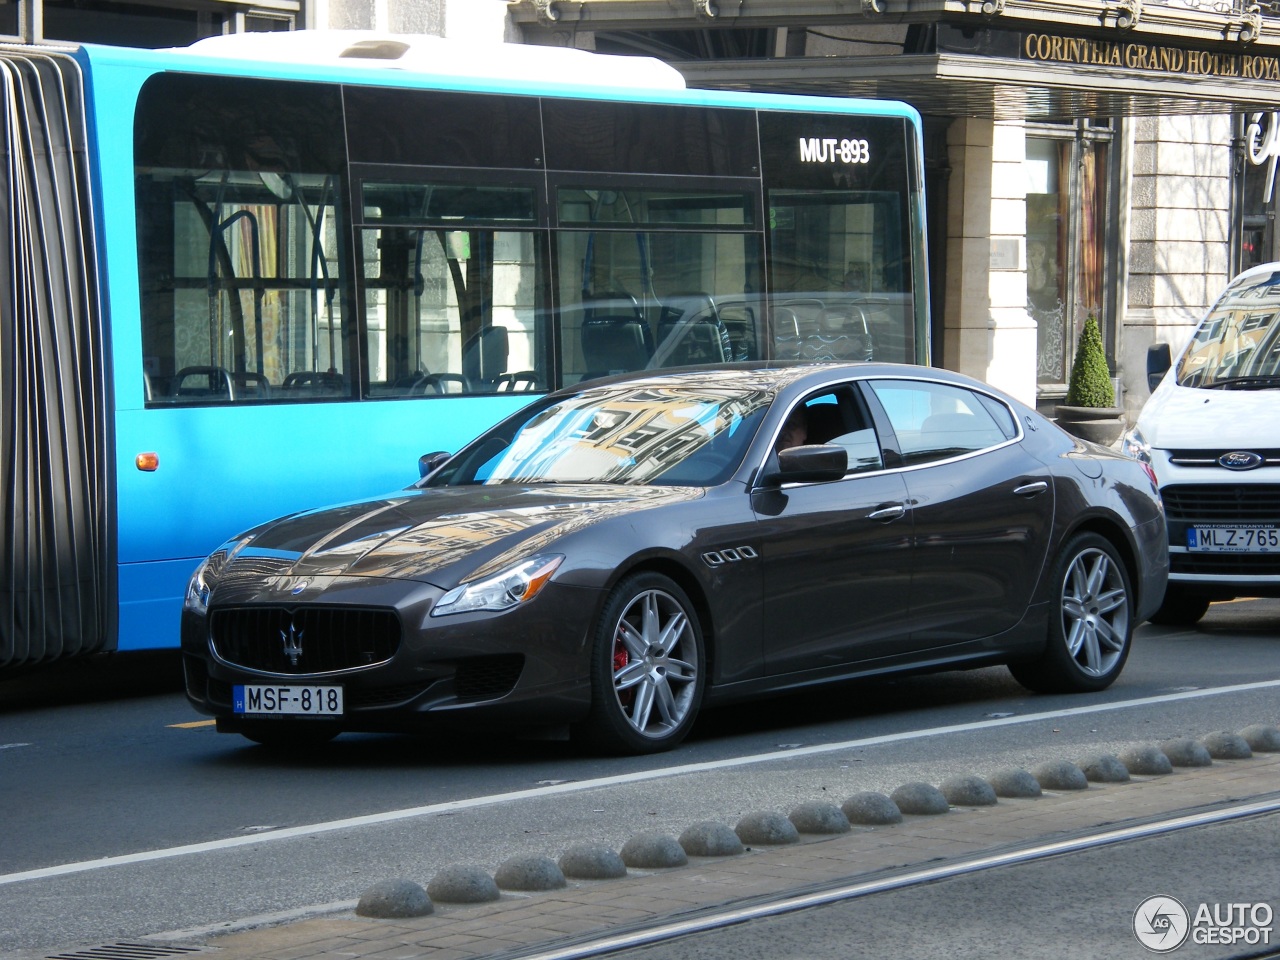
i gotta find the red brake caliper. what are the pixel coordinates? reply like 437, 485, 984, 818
613, 633, 634, 707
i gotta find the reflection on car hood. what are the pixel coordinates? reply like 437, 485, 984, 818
226, 484, 701, 585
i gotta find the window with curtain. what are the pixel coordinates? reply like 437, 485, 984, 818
1028, 123, 1112, 390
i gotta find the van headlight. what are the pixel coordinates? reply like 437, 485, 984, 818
432, 554, 564, 617
1119, 427, 1151, 465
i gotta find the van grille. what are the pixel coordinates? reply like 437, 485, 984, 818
1161, 484, 1280, 522
210, 606, 400, 674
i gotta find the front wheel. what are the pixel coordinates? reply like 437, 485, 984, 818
1147, 591, 1210, 627
230, 720, 339, 750
1010, 533, 1133, 694
577, 572, 705, 755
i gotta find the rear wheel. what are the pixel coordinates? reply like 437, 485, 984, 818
1147, 591, 1211, 627
578, 572, 705, 755
1010, 533, 1133, 693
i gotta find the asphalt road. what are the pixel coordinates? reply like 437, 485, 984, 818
1, 598, 1277, 955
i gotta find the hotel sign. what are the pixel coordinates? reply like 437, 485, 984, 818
937, 24, 1280, 82
1022, 33, 1280, 80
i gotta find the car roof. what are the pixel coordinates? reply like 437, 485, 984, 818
558, 362, 992, 400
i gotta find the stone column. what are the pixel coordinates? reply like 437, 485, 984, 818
1122, 114, 1232, 414
943, 118, 1037, 405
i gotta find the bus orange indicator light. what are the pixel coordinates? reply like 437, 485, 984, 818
136, 452, 159, 471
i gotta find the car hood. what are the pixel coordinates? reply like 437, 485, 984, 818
221, 484, 702, 587
1137, 382, 1280, 449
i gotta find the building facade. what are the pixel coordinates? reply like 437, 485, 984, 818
12, 0, 1280, 418
507, 0, 1280, 421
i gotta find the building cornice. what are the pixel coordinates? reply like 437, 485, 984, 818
508, 0, 1280, 49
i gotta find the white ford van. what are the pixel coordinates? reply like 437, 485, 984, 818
1123, 262, 1280, 625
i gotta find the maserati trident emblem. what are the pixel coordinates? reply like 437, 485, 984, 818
280, 622, 304, 667
1219, 451, 1264, 470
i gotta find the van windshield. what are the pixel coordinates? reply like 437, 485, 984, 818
1176, 271, 1280, 389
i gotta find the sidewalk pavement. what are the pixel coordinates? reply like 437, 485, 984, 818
190, 749, 1280, 960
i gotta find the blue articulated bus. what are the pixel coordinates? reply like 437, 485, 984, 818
0, 31, 930, 670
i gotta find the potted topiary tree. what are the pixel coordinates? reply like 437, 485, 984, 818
1055, 314, 1125, 445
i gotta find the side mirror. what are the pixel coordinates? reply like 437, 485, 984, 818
418, 450, 451, 478
1146, 342, 1172, 392
762, 444, 848, 485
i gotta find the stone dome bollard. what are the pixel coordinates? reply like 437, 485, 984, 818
1079, 754, 1130, 783
1241, 724, 1280, 752
988, 769, 1042, 798
890, 782, 950, 815
427, 864, 501, 904
841, 792, 903, 825
1118, 745, 1173, 776
495, 855, 567, 892
1031, 760, 1088, 791
355, 879, 433, 918
679, 822, 744, 857
620, 832, 688, 869
735, 811, 800, 845
789, 801, 851, 834
559, 845, 627, 880
1201, 731, 1252, 760
1160, 738, 1212, 767
940, 775, 998, 806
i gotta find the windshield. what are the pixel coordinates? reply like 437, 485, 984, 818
1177, 270, 1280, 388
427, 383, 771, 487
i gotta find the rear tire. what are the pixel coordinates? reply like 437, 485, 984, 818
1010, 533, 1133, 694
1147, 591, 1211, 627
577, 572, 705, 755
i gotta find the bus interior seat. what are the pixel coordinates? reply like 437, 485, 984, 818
463, 325, 509, 390
232, 371, 271, 398
496, 370, 538, 391
174, 365, 234, 400
582, 316, 653, 375
282, 371, 344, 394
656, 318, 727, 365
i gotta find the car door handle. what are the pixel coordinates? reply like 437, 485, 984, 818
867, 504, 906, 521
1013, 481, 1049, 497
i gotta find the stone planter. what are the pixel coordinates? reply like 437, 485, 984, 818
1054, 404, 1126, 446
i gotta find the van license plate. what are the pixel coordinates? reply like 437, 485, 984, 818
1188, 526, 1280, 553
234, 684, 343, 716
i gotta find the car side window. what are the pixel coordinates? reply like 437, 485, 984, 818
865, 379, 1013, 466
776, 388, 884, 474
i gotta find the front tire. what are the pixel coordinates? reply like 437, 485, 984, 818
578, 572, 705, 755
1010, 533, 1133, 694
229, 720, 339, 750
1147, 591, 1210, 627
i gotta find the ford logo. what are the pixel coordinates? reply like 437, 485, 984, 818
1218, 451, 1264, 470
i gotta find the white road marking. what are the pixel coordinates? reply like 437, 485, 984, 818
4, 678, 1278, 887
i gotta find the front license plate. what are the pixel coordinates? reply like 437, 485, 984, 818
1187, 526, 1280, 553
234, 684, 344, 716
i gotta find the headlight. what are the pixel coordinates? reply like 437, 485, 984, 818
183, 533, 255, 615
1119, 426, 1151, 465
184, 558, 215, 614
431, 554, 564, 617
